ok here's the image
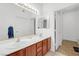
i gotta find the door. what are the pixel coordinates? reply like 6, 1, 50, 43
55, 11, 62, 50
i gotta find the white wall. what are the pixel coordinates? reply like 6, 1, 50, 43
63, 10, 79, 42
43, 3, 73, 16
0, 3, 35, 40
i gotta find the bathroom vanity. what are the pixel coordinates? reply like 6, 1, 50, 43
0, 35, 51, 56
7, 37, 51, 56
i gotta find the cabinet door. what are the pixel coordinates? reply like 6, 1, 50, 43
36, 41, 43, 56
48, 38, 51, 51
26, 44, 36, 56
7, 48, 26, 56
43, 39, 48, 55
18, 48, 26, 56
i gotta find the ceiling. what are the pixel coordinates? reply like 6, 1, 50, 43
61, 3, 79, 14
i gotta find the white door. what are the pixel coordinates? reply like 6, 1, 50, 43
55, 11, 62, 50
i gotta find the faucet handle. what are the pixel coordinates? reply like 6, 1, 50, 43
39, 33, 42, 37
16, 38, 20, 42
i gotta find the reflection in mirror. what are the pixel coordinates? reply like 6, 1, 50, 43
8, 26, 14, 39
43, 19, 47, 28
38, 17, 50, 29
0, 3, 37, 41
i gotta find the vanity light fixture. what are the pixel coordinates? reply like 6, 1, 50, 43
15, 3, 39, 15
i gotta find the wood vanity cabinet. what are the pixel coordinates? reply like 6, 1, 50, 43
7, 44, 36, 56
26, 44, 36, 56
7, 37, 51, 56
42, 39, 48, 55
7, 48, 26, 56
36, 41, 43, 56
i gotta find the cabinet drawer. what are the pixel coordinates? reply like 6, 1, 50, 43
19, 48, 26, 56
37, 41, 42, 49
26, 44, 36, 56
43, 39, 48, 55
37, 47, 42, 53
37, 50, 43, 56
36, 41, 43, 56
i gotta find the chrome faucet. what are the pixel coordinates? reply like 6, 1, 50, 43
39, 33, 43, 37
16, 38, 20, 42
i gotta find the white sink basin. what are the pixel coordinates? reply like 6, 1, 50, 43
1, 41, 27, 49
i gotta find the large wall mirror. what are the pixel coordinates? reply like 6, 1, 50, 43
0, 3, 37, 41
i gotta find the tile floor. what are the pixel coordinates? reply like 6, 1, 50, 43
58, 40, 79, 56
45, 51, 66, 56
45, 40, 79, 56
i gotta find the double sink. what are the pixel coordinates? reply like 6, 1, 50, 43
0, 35, 49, 55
